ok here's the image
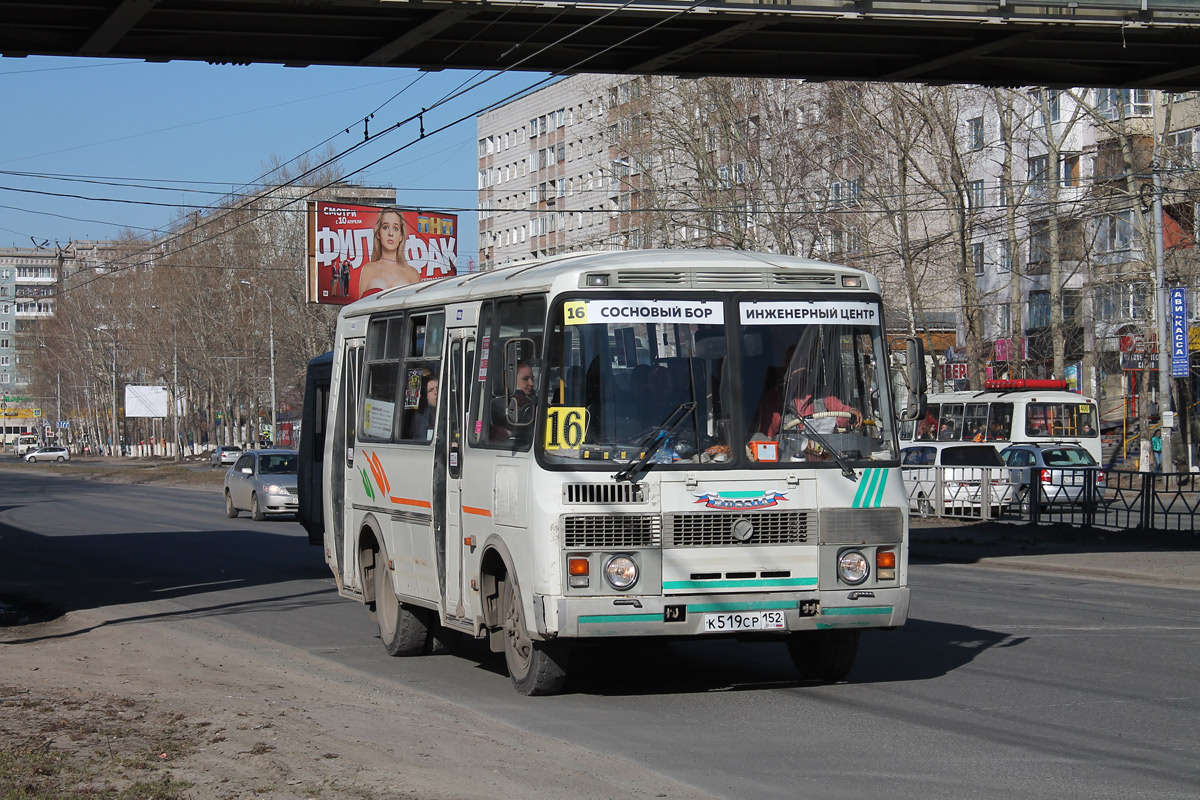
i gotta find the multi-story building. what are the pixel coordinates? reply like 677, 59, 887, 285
477, 76, 620, 267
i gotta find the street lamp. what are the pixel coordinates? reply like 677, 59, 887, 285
94, 326, 118, 457
239, 280, 276, 446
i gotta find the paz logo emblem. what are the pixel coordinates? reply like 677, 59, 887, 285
730, 518, 755, 542
692, 490, 787, 510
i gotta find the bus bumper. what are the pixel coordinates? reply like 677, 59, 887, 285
540, 587, 909, 638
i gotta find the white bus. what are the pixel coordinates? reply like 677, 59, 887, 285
302, 249, 925, 695
13, 434, 40, 456
898, 379, 1101, 463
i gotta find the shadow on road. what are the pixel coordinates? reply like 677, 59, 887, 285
910, 518, 1199, 566
0, 510, 332, 632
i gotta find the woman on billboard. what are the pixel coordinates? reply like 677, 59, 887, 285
358, 207, 420, 296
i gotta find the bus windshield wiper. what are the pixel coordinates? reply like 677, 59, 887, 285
613, 402, 697, 484
797, 417, 858, 482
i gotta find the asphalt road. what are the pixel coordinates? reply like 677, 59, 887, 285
2, 472, 1198, 800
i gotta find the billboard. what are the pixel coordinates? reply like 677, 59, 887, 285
125, 385, 168, 418
305, 202, 458, 305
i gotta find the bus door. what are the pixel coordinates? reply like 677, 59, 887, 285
329, 339, 363, 588
442, 331, 474, 621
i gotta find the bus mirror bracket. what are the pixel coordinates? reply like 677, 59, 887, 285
901, 336, 927, 422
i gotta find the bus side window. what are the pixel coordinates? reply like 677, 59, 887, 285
396, 311, 445, 443
360, 317, 403, 442
988, 403, 1013, 439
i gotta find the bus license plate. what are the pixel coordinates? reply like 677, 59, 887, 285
703, 610, 786, 632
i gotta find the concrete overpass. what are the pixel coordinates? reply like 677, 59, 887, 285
3, 1, 1200, 89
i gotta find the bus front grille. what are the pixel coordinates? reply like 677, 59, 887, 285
665, 511, 813, 547
563, 515, 661, 548
563, 482, 646, 504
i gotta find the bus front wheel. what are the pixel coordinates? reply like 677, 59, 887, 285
374, 550, 428, 657
501, 577, 568, 696
787, 630, 859, 682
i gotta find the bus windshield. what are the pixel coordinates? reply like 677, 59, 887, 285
541, 296, 896, 467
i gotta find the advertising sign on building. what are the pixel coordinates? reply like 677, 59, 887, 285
940, 362, 968, 381
305, 202, 458, 305
1169, 286, 1189, 378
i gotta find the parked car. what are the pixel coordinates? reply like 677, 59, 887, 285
24, 445, 70, 463
901, 443, 1013, 517
999, 442, 1106, 510
224, 449, 299, 520
211, 445, 242, 467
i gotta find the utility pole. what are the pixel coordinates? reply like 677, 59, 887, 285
151, 306, 182, 461
1153, 161, 1173, 473
95, 327, 118, 457
240, 281, 276, 446
173, 323, 179, 461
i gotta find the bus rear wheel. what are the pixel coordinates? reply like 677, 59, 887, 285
501, 577, 568, 695
374, 550, 428, 657
787, 630, 860, 682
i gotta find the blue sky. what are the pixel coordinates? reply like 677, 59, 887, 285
0, 56, 551, 266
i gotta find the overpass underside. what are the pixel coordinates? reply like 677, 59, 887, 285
3, 1, 1200, 89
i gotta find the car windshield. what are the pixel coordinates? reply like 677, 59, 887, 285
940, 445, 1004, 467
259, 454, 297, 475
1042, 448, 1097, 466
541, 294, 897, 469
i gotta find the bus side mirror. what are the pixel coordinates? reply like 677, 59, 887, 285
503, 337, 536, 427
900, 337, 927, 422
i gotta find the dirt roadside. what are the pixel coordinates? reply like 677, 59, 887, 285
0, 460, 720, 800
2, 610, 720, 800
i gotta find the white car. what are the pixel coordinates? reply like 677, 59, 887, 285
25, 445, 70, 463
901, 443, 1013, 517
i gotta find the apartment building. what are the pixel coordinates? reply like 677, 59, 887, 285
0, 247, 59, 389
960, 87, 1200, 410
477, 75, 627, 267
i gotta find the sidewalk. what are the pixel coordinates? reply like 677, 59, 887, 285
910, 518, 1200, 588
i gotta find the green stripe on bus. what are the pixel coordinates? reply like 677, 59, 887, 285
852, 471, 871, 507
687, 601, 797, 613
852, 469, 890, 509
663, 577, 818, 590
871, 468, 889, 507
821, 606, 893, 616
865, 469, 883, 507
579, 613, 662, 624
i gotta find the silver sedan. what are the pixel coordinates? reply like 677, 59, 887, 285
223, 449, 299, 521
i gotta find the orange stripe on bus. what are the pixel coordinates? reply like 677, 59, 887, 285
462, 505, 492, 517
389, 496, 432, 509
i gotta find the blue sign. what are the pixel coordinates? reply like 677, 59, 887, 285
1170, 287, 1189, 378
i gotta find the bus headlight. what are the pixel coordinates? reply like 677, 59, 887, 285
837, 550, 870, 585
604, 555, 639, 590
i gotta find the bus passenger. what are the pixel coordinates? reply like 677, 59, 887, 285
409, 376, 438, 442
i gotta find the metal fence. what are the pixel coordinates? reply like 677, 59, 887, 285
903, 466, 1200, 531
